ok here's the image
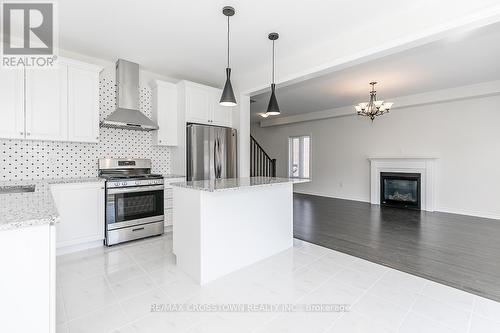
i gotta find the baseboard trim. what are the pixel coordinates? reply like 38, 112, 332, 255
56, 239, 104, 256
435, 207, 500, 221
294, 191, 500, 221
293, 190, 370, 204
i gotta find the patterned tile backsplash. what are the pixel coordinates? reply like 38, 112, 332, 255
0, 74, 171, 181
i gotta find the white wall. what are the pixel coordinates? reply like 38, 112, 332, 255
251, 94, 500, 220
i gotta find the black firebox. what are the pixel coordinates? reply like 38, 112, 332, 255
380, 172, 421, 210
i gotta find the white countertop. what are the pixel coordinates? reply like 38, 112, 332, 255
170, 177, 309, 192
0, 177, 104, 231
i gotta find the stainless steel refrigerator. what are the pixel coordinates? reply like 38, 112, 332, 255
186, 124, 237, 181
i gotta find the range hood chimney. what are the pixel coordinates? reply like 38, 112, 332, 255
100, 59, 159, 131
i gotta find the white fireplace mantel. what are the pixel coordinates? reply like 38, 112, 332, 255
369, 157, 438, 211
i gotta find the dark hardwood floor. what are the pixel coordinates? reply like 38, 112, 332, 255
293, 193, 500, 302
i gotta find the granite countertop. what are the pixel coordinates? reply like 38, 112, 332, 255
48, 177, 105, 185
163, 174, 186, 179
170, 177, 309, 192
0, 177, 105, 231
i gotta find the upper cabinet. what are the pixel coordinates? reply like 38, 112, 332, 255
0, 57, 102, 143
151, 80, 178, 146
181, 81, 233, 127
185, 83, 212, 124
211, 93, 233, 127
67, 61, 101, 143
0, 69, 24, 139
25, 65, 68, 141
151, 80, 234, 148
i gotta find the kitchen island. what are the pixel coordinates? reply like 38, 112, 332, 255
171, 177, 308, 284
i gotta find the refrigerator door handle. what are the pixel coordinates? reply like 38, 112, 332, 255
213, 137, 217, 179
214, 136, 222, 179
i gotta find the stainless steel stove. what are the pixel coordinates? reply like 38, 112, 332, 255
99, 158, 164, 246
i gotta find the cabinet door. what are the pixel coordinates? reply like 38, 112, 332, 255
185, 85, 211, 124
211, 89, 233, 127
25, 65, 68, 141
0, 68, 25, 139
152, 82, 178, 146
0, 224, 53, 333
51, 182, 105, 248
67, 65, 100, 143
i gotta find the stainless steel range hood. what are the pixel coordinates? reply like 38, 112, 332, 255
100, 59, 159, 131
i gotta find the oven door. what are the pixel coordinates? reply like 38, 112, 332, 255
106, 185, 164, 230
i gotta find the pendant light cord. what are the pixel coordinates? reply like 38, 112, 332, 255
272, 40, 275, 84
227, 16, 230, 68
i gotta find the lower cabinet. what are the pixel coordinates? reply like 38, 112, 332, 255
50, 181, 105, 249
164, 177, 185, 228
0, 223, 56, 333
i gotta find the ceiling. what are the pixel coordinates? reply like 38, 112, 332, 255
57, 0, 500, 92
60, 0, 380, 86
250, 22, 500, 122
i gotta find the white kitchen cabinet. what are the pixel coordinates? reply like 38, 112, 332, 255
182, 81, 233, 127
25, 65, 68, 141
0, 57, 101, 143
151, 80, 178, 146
67, 61, 101, 143
211, 89, 233, 127
0, 68, 25, 139
185, 82, 212, 124
163, 177, 185, 228
0, 224, 56, 333
50, 181, 105, 249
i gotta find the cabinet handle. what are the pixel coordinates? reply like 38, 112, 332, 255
20, 132, 24, 136
27, 132, 31, 136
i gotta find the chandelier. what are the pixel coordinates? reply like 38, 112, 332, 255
355, 82, 393, 120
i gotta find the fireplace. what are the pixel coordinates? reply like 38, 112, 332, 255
380, 172, 421, 210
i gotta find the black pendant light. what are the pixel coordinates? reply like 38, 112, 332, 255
266, 32, 280, 116
219, 6, 237, 107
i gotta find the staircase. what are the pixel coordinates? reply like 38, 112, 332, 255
250, 135, 276, 177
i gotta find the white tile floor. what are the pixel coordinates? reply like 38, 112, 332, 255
56, 234, 500, 333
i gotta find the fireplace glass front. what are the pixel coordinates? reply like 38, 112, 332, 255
380, 172, 421, 210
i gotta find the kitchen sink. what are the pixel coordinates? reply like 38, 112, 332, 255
0, 185, 36, 194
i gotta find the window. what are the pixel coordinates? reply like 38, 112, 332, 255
288, 135, 311, 178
